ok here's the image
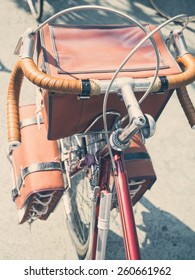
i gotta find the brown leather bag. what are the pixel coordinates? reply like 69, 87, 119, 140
38, 23, 181, 140
124, 133, 156, 205
9, 104, 65, 224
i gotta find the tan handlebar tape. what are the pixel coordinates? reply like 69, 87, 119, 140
7, 60, 24, 144
21, 58, 82, 94
7, 53, 195, 144
168, 53, 195, 90
7, 59, 102, 144
177, 86, 195, 129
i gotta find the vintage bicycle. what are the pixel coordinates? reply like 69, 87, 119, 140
6, 6, 195, 259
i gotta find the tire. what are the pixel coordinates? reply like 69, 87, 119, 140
150, 0, 195, 22
27, 0, 43, 21
62, 136, 95, 259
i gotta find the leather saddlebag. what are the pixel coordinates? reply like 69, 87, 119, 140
38, 23, 181, 140
124, 133, 156, 205
9, 104, 65, 224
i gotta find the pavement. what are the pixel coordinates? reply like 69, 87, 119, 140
0, 0, 195, 260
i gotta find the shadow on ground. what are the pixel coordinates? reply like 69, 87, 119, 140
12, 0, 195, 53
12, 0, 195, 24
0, 61, 11, 73
11, 0, 167, 25
107, 197, 195, 260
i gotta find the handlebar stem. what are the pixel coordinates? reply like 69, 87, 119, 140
109, 78, 146, 150
117, 78, 146, 126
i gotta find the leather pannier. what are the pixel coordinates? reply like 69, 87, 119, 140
38, 23, 181, 140
9, 104, 65, 224
124, 133, 156, 205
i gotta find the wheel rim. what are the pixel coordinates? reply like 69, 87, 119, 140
64, 171, 93, 258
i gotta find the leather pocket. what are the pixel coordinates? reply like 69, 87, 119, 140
10, 104, 64, 224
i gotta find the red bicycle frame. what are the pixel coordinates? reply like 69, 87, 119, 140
113, 150, 141, 259
90, 147, 141, 260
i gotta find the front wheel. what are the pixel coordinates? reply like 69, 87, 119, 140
63, 172, 95, 259
61, 136, 96, 259
27, 0, 43, 21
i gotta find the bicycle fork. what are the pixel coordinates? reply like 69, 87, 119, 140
89, 152, 141, 260
113, 151, 141, 260
88, 158, 112, 260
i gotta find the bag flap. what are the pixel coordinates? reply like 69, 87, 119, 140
39, 23, 181, 80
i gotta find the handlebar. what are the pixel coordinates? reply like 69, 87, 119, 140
168, 54, 195, 89
7, 51, 195, 147
7, 16, 195, 151
176, 86, 195, 129
10, 52, 195, 93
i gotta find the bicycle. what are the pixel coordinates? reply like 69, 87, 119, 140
6, 5, 195, 260
27, 0, 43, 20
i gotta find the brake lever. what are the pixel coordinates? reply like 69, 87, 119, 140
167, 29, 189, 56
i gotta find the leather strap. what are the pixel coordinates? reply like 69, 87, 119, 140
12, 161, 63, 201
124, 152, 150, 161
20, 116, 44, 129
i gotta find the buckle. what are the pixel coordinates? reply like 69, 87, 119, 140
12, 188, 19, 201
